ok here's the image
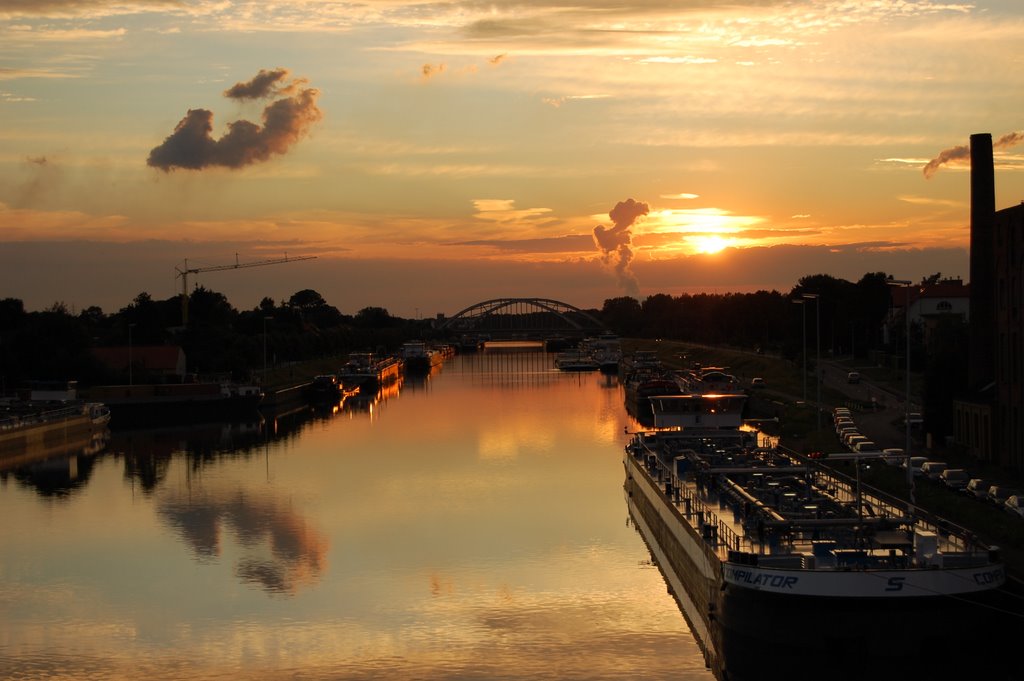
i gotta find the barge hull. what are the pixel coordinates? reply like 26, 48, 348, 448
624, 445, 1016, 680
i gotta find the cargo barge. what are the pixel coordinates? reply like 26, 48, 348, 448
623, 393, 1011, 680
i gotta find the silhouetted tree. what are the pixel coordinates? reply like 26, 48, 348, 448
288, 289, 327, 310
187, 287, 236, 327
600, 297, 642, 336
354, 307, 394, 328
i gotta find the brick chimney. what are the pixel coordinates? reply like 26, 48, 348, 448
969, 132, 995, 392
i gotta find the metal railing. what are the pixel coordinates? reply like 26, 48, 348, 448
0, 404, 85, 432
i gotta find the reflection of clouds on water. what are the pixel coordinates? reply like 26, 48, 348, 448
157, 487, 327, 595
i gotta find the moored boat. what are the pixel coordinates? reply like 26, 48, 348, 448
338, 352, 403, 390
306, 374, 342, 402
400, 340, 443, 374
622, 369, 681, 424
1, 398, 110, 467
586, 333, 622, 373
84, 381, 262, 425
554, 349, 599, 371
619, 349, 662, 376
674, 365, 740, 394
623, 393, 1008, 678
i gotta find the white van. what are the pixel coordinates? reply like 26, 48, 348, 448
920, 461, 948, 480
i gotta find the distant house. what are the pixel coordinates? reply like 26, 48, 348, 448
887, 278, 970, 345
92, 346, 186, 381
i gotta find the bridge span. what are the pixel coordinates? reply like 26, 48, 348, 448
438, 298, 607, 340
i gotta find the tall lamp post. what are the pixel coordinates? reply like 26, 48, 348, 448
792, 299, 807, 402
263, 316, 273, 379
802, 293, 821, 432
889, 279, 914, 506
128, 323, 137, 386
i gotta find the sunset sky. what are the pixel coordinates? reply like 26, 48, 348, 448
2, 0, 1023, 318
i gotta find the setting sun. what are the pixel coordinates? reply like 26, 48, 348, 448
690, 234, 730, 255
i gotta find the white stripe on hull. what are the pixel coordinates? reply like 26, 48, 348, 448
722, 562, 1005, 598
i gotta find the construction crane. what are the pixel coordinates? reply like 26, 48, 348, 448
175, 253, 316, 326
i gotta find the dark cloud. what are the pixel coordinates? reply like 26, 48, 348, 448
422, 63, 446, 79
593, 198, 649, 297
223, 67, 294, 100
923, 130, 1024, 178
14, 154, 61, 208
147, 69, 322, 171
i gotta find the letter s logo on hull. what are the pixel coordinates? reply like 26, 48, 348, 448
885, 577, 905, 592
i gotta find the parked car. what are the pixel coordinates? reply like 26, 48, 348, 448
987, 485, 1018, 506
835, 418, 855, 432
920, 461, 948, 480
1005, 495, 1024, 519
939, 468, 970, 490
842, 431, 864, 446
902, 456, 928, 477
847, 435, 869, 451
882, 448, 904, 466
964, 478, 993, 499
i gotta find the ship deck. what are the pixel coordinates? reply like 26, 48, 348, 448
630, 430, 993, 571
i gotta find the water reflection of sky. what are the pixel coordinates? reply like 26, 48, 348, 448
0, 352, 711, 680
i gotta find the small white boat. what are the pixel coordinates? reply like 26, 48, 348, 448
554, 350, 599, 371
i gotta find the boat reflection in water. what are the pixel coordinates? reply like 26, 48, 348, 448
342, 374, 403, 419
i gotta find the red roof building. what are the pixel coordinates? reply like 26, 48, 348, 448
92, 346, 186, 380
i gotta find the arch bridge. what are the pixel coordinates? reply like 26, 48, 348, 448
439, 298, 607, 339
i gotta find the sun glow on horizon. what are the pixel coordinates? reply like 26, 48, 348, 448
689, 234, 731, 254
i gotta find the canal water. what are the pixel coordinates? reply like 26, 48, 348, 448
1, 346, 716, 680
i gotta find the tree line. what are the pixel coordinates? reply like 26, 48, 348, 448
1, 271, 967, 439
0, 287, 416, 389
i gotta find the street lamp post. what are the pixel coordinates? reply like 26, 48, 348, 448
889, 279, 914, 506
802, 294, 821, 432
792, 299, 807, 402
128, 323, 137, 386
263, 316, 273, 379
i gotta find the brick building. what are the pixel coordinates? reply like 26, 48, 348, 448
953, 133, 1024, 471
